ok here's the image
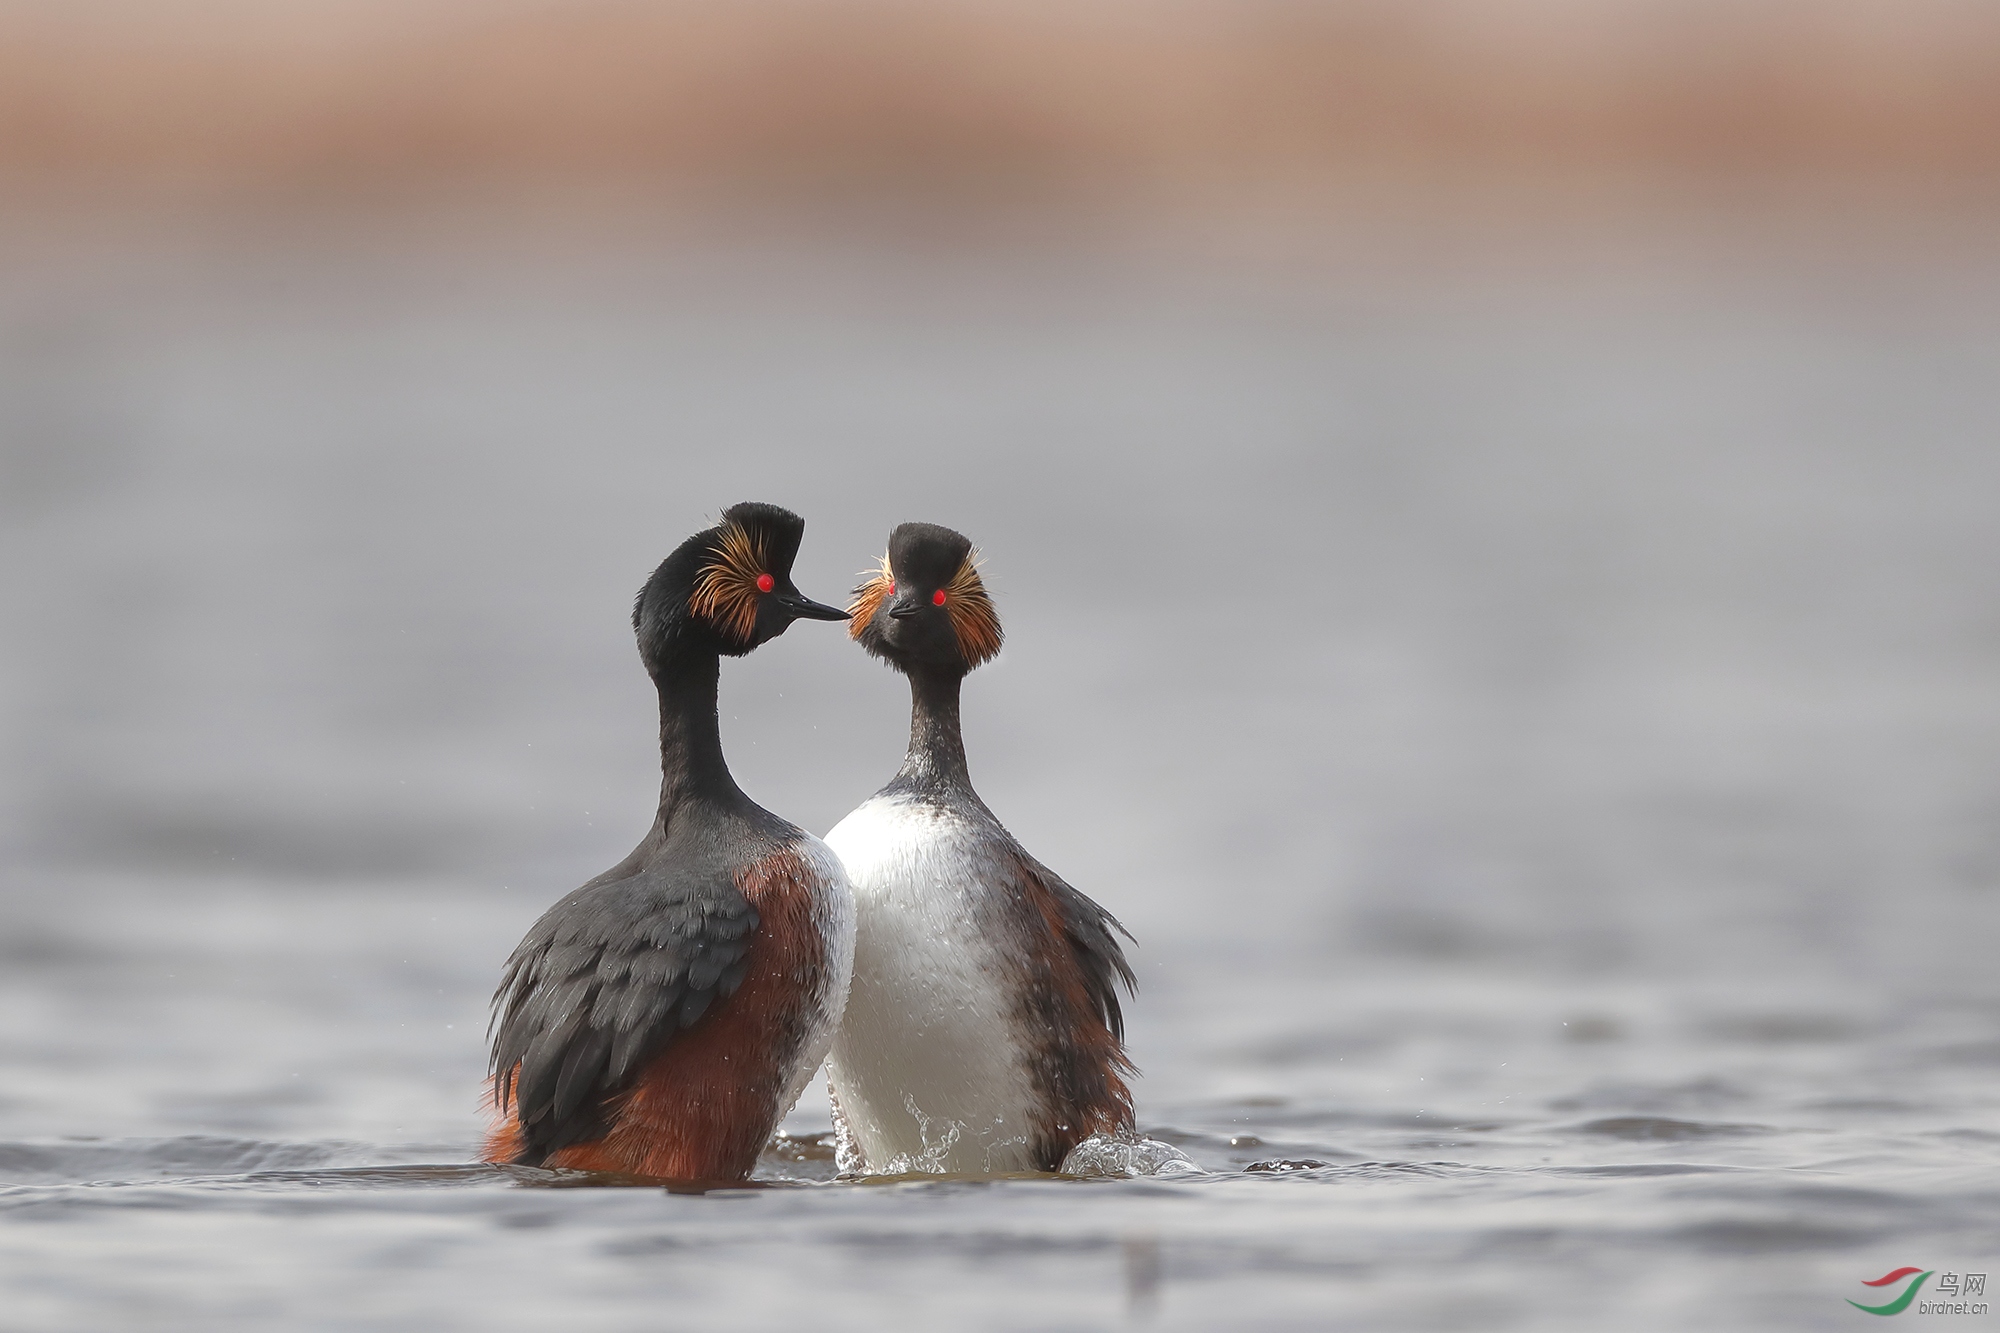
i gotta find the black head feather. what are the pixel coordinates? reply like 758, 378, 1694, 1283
632, 502, 840, 671
851, 521, 1002, 672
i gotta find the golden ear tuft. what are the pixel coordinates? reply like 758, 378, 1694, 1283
847, 553, 895, 642
943, 552, 1003, 667
691, 519, 768, 644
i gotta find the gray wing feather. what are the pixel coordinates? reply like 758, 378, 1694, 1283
489, 869, 758, 1160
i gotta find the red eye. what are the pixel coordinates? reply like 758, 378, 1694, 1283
888, 581, 895, 594
932, 589, 947, 606
756, 573, 775, 593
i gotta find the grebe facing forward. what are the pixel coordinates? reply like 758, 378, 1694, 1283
485, 502, 856, 1182
825, 522, 1135, 1175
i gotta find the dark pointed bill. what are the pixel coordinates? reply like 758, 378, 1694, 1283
784, 594, 850, 621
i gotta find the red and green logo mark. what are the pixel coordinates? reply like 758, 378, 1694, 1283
1849, 1268, 1931, 1316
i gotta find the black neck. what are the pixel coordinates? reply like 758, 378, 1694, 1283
650, 650, 744, 823
896, 664, 972, 794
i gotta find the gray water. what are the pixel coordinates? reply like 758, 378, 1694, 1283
2, 210, 1998, 1330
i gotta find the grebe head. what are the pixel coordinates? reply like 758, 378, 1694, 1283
634, 501, 847, 671
849, 521, 1003, 674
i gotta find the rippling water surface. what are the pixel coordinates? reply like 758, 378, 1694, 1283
2, 214, 1998, 1329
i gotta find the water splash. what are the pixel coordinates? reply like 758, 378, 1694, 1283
860, 1094, 971, 1175
1060, 1133, 1205, 1179
829, 1083, 865, 1177
829, 1084, 1043, 1176
828, 1090, 972, 1176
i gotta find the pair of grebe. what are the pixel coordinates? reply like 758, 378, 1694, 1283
484, 503, 1134, 1181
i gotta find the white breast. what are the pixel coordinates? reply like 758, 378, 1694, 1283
824, 795, 1038, 1175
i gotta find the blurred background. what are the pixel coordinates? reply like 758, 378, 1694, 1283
5, 0, 2000, 193
3, 3, 1999, 1330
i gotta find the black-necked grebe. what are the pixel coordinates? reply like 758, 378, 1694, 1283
484, 502, 855, 1182
825, 522, 1134, 1174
